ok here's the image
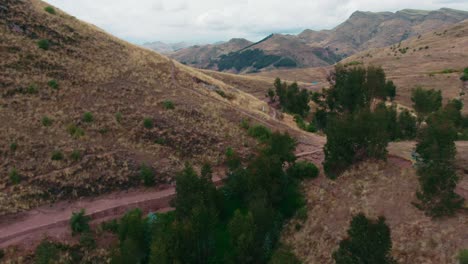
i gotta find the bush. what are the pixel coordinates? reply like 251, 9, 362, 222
42, 116, 53, 127
269, 247, 301, 264
82, 112, 94, 123
9, 142, 17, 151
287, 161, 319, 179
101, 219, 119, 233
140, 164, 155, 186
9, 168, 21, 184
70, 209, 90, 235
79, 232, 96, 249
51, 150, 64, 161
247, 124, 271, 142
143, 118, 153, 129
67, 124, 85, 138
461, 68, 468, 81
47, 79, 59, 90
240, 118, 250, 129
115, 112, 122, 123
35, 240, 59, 264
27, 84, 38, 94
70, 150, 81, 161
44, 6, 56, 14
37, 39, 50, 50
459, 249, 468, 264
163, 100, 175, 110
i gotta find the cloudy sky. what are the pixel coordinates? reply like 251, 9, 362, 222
45, 0, 468, 44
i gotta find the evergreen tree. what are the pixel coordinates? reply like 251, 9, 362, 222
397, 109, 417, 140
333, 213, 395, 264
228, 210, 257, 263
411, 87, 442, 118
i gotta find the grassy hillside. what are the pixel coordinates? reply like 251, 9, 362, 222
343, 20, 468, 113
0, 0, 273, 215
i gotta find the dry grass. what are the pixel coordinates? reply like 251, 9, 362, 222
282, 158, 468, 264
0, 0, 272, 215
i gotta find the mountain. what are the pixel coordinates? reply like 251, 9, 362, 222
142, 41, 191, 54
0, 0, 275, 216
299, 8, 468, 56
170, 38, 253, 68
169, 8, 468, 73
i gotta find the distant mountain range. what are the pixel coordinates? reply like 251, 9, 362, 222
141, 41, 192, 54
144, 8, 468, 73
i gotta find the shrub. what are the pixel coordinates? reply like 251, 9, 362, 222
115, 112, 122, 123
9, 142, 17, 151
140, 164, 155, 186
44, 6, 56, 14
79, 232, 96, 249
101, 219, 119, 233
67, 124, 85, 138
35, 240, 59, 264
9, 168, 21, 184
47, 79, 59, 90
247, 124, 271, 142
70, 150, 81, 161
459, 249, 468, 264
240, 119, 250, 129
51, 150, 64, 161
41, 116, 53, 127
461, 68, 468, 81
37, 39, 50, 50
163, 100, 175, 110
82, 112, 94, 123
70, 209, 90, 235
27, 84, 38, 94
287, 161, 319, 179
143, 118, 153, 129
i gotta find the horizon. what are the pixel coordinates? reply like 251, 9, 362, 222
43, 0, 468, 45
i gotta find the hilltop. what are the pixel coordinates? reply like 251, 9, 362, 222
0, 0, 278, 216
141, 41, 191, 54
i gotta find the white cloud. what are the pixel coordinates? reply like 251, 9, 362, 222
44, 0, 468, 44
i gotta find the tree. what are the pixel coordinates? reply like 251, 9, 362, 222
273, 79, 310, 117
287, 161, 319, 179
333, 213, 395, 264
411, 87, 442, 118
228, 210, 257, 263
397, 109, 417, 140
35, 240, 60, 264
415, 111, 464, 216
385, 80, 396, 101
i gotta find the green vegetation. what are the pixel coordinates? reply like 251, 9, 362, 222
140, 164, 155, 186
319, 66, 396, 178
27, 84, 38, 94
105, 130, 305, 263
41, 116, 53, 127
115, 112, 123, 123
287, 161, 319, 179
273, 57, 297, 68
79, 232, 96, 249
70, 150, 82, 161
9, 142, 17, 151
294, 115, 316, 132
459, 249, 468, 264
414, 109, 464, 217
82, 112, 94, 123
217, 49, 284, 71
37, 39, 50, 50
162, 100, 175, 109
70, 209, 90, 236
344, 61, 362, 67
9, 168, 21, 185
51, 150, 64, 161
396, 109, 417, 140
35, 240, 60, 264
273, 78, 310, 117
44, 6, 56, 14
461, 67, 468, 81
333, 213, 395, 264
143, 118, 154, 129
47, 79, 59, 90
247, 124, 272, 142
67, 124, 85, 138
411, 87, 442, 119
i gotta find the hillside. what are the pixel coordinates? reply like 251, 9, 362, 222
170, 38, 253, 68
141, 41, 191, 54
342, 19, 468, 113
0, 0, 276, 216
167, 8, 468, 73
